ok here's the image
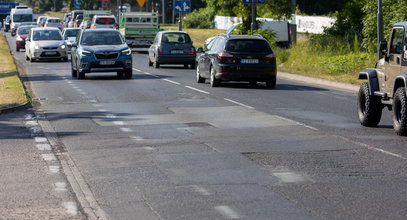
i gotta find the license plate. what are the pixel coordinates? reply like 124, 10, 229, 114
241, 59, 259, 64
100, 60, 115, 65
45, 51, 57, 55
171, 50, 184, 54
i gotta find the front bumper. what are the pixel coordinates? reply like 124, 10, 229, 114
214, 63, 277, 82
32, 48, 68, 60
78, 54, 132, 73
156, 55, 196, 65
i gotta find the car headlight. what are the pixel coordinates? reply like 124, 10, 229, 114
121, 48, 132, 55
80, 50, 92, 56
34, 45, 40, 50
60, 45, 66, 50
66, 41, 73, 45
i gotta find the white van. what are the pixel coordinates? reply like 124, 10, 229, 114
10, 7, 33, 34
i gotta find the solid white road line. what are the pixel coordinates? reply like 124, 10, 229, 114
185, 86, 210, 94
224, 98, 254, 109
36, 144, 51, 151
215, 206, 240, 219
162, 79, 181, 85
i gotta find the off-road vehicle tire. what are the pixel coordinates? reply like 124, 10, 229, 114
357, 82, 382, 127
392, 87, 407, 136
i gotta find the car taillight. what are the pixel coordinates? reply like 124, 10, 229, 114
115, 25, 119, 29
264, 54, 276, 59
60, 22, 63, 25
217, 51, 236, 64
45, 22, 48, 25
189, 47, 195, 55
158, 47, 163, 55
91, 25, 96, 29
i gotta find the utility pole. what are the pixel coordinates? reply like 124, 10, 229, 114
251, 1, 256, 34
377, 0, 383, 60
162, 0, 165, 24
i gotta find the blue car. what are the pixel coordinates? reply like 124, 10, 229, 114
71, 28, 133, 79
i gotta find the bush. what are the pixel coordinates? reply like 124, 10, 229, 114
184, 8, 215, 29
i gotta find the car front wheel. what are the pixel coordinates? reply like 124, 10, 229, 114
210, 66, 220, 87
196, 65, 205, 83
357, 82, 382, 127
393, 87, 407, 136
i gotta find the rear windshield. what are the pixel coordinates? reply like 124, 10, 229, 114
18, 27, 31, 35
162, 33, 191, 44
64, 29, 80, 38
47, 19, 61, 23
81, 31, 123, 45
33, 30, 62, 41
225, 39, 272, 53
96, 17, 115, 25
75, 15, 83, 20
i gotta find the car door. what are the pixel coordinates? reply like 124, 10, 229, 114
386, 27, 404, 95
200, 37, 219, 78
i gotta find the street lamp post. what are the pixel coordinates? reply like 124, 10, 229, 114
377, 0, 383, 60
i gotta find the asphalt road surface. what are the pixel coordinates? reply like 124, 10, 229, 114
5, 32, 407, 220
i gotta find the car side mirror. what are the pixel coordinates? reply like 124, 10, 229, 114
65, 36, 68, 40
72, 42, 77, 48
380, 41, 388, 56
126, 40, 132, 46
197, 48, 203, 53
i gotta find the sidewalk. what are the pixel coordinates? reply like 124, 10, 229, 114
0, 109, 83, 219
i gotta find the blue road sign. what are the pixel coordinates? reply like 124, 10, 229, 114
242, 0, 265, 4
174, 0, 191, 13
74, 0, 81, 10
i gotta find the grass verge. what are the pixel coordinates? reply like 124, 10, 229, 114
0, 33, 28, 110
162, 26, 224, 49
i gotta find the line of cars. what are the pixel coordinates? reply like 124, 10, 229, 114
148, 31, 277, 88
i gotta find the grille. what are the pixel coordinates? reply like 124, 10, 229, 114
43, 47, 58, 50
40, 52, 61, 57
95, 52, 119, 60
91, 61, 123, 68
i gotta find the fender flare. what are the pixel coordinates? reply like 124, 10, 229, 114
358, 68, 379, 96
394, 73, 407, 97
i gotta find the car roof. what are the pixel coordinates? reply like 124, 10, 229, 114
394, 22, 407, 29
94, 15, 115, 18
46, 17, 60, 20
32, 27, 60, 31
64, 27, 81, 30
159, 31, 189, 35
83, 28, 119, 32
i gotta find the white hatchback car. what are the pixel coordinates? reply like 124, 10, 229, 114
25, 27, 68, 62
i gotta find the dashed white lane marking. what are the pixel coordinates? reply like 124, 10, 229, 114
132, 68, 142, 72
185, 86, 210, 94
89, 100, 98, 103
76, 89, 83, 92
274, 115, 319, 131
58, 97, 63, 100
113, 121, 125, 125
72, 86, 79, 89
272, 171, 311, 184
191, 185, 211, 196
120, 127, 133, 132
55, 182, 67, 192
143, 71, 160, 78
131, 136, 144, 141
162, 79, 181, 85
105, 114, 117, 119
66, 81, 73, 84
143, 146, 155, 151
64, 202, 78, 216
224, 98, 254, 109
92, 103, 102, 107
215, 206, 240, 219
34, 137, 47, 143
98, 109, 107, 112
81, 92, 87, 95
26, 121, 38, 126
49, 165, 60, 173
42, 154, 57, 161
36, 144, 52, 151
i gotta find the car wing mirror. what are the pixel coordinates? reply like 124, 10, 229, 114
72, 42, 77, 48
126, 40, 132, 46
64, 36, 68, 40
197, 48, 204, 53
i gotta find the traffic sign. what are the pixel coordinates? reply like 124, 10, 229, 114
174, 0, 191, 13
136, 0, 146, 8
74, 0, 81, 9
242, 0, 266, 4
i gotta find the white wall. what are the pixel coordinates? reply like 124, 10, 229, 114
295, 15, 336, 34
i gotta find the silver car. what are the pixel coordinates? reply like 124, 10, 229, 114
62, 28, 81, 53
44, 17, 64, 30
25, 27, 68, 62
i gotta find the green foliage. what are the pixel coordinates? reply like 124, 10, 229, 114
362, 0, 407, 52
184, 8, 215, 29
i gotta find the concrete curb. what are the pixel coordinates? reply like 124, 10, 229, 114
0, 102, 32, 114
278, 72, 360, 93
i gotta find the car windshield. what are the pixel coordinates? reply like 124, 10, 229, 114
47, 19, 61, 23
18, 27, 31, 35
13, 14, 32, 22
96, 17, 115, 25
161, 33, 191, 44
81, 31, 123, 45
225, 39, 272, 53
32, 30, 62, 41
64, 29, 80, 38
